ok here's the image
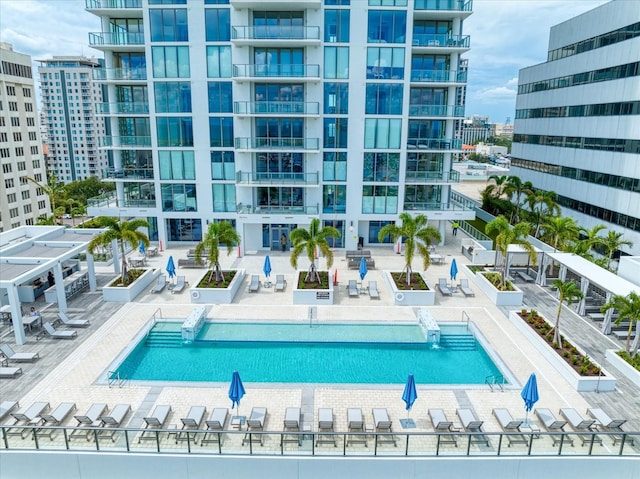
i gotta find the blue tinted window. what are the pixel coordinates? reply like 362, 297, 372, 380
368, 11, 406, 43
156, 117, 193, 147
149, 9, 188, 42
205, 9, 230, 41
325, 10, 350, 42
208, 82, 233, 113
324, 118, 348, 148
209, 117, 234, 147
324, 83, 348, 114
154, 82, 191, 113
366, 84, 403, 114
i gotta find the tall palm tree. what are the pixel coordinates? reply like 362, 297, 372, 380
195, 221, 241, 283
487, 174, 509, 200
87, 217, 150, 284
601, 231, 633, 270
290, 218, 340, 283
602, 292, 640, 356
503, 176, 533, 223
378, 212, 441, 285
485, 215, 536, 290
541, 216, 579, 252
526, 189, 560, 237
571, 224, 607, 260
27, 171, 66, 225
551, 279, 584, 346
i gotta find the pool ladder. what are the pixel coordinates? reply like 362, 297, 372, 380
485, 374, 505, 392
308, 306, 318, 328
108, 370, 129, 389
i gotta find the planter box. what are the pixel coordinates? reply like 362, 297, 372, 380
605, 349, 640, 388
383, 271, 435, 306
477, 272, 523, 306
509, 311, 616, 392
293, 272, 334, 305
103, 268, 158, 302
190, 269, 245, 304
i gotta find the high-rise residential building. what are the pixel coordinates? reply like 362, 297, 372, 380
511, 0, 640, 256
0, 43, 50, 231
86, 0, 474, 250
460, 115, 492, 146
38, 56, 108, 183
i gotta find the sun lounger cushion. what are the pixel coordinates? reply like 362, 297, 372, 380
0, 401, 19, 422
206, 408, 228, 430
43, 322, 77, 339
11, 401, 49, 423
457, 408, 483, 431
560, 408, 595, 430
587, 408, 626, 429
100, 404, 130, 426
368, 281, 380, 299
535, 408, 566, 430
41, 402, 76, 425
144, 405, 171, 427
493, 408, 523, 431
0, 367, 23, 378
284, 407, 301, 430
373, 408, 392, 431
318, 408, 333, 430
181, 406, 206, 428
348, 408, 363, 430
0, 343, 40, 362
248, 407, 267, 429
58, 312, 89, 327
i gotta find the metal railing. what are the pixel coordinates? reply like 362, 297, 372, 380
458, 220, 491, 242
235, 137, 319, 150
411, 34, 471, 48
86, 0, 142, 9
414, 0, 473, 12
403, 202, 474, 212
89, 32, 145, 46
405, 170, 460, 183
406, 138, 463, 150
236, 203, 320, 215
102, 168, 154, 180
99, 136, 152, 147
410, 69, 467, 83
107, 370, 128, 389
232, 64, 320, 79
485, 375, 505, 391
234, 101, 320, 115
96, 102, 149, 115
408, 105, 465, 117
92, 68, 147, 82
235, 171, 319, 185
232, 26, 320, 41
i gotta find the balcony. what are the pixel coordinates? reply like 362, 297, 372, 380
233, 64, 320, 81
234, 101, 320, 116
405, 170, 460, 183
414, 0, 473, 19
412, 34, 470, 51
102, 167, 154, 180
99, 136, 152, 148
410, 69, 467, 84
89, 32, 145, 51
88, 191, 117, 208
96, 102, 149, 115
231, 0, 321, 7
232, 26, 320, 46
92, 67, 147, 82
235, 171, 319, 186
403, 201, 474, 212
235, 137, 319, 151
237, 203, 320, 215
85, 0, 142, 18
406, 138, 463, 150
408, 105, 465, 118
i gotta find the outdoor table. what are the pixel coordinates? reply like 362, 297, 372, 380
0, 305, 12, 321
431, 254, 444, 264
130, 256, 146, 267
147, 246, 158, 257
22, 314, 42, 333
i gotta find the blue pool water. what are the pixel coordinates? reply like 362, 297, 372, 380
114, 322, 504, 384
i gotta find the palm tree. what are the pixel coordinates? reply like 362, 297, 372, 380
551, 279, 583, 346
290, 218, 340, 283
541, 216, 579, 252
27, 171, 66, 225
571, 224, 607, 260
195, 221, 241, 283
526, 189, 560, 237
503, 176, 533, 223
378, 212, 441, 285
600, 231, 633, 270
487, 174, 509, 199
485, 215, 536, 290
602, 292, 640, 356
87, 217, 150, 284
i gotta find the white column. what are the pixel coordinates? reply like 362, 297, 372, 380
86, 252, 97, 291
8, 285, 25, 345
536, 253, 546, 285
559, 265, 567, 282
112, 239, 121, 274
577, 278, 589, 316
601, 292, 614, 335
438, 220, 446, 246
54, 263, 67, 314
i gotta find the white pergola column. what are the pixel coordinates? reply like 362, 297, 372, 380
601, 291, 614, 334
8, 285, 25, 345
112, 239, 121, 274
577, 277, 589, 316
438, 220, 446, 246
536, 253, 547, 285
53, 263, 67, 314
86, 252, 97, 291
559, 265, 567, 282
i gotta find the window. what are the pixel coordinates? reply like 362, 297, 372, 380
12, 132, 21, 142
206, 46, 232, 78
369, 0, 407, 5
323, 184, 346, 213
325, 9, 350, 42
6, 86, 15, 95
166, 218, 202, 242
324, 118, 348, 148
205, 8, 230, 41
366, 84, 403, 114
149, 0, 187, 4
9, 208, 19, 218
256, 152, 303, 177
158, 150, 195, 179
154, 82, 192, 112
21, 190, 30, 200
209, 117, 234, 147
156, 117, 193, 147
363, 152, 399, 181
364, 118, 402, 148
23, 204, 31, 214
161, 183, 197, 211
208, 82, 233, 113
404, 185, 441, 209
152, 46, 190, 78
368, 10, 406, 44
324, 83, 348, 114
15, 147, 24, 156
211, 151, 235, 180
25, 103, 33, 112
323, 152, 347, 181
150, 8, 188, 41
368, 220, 394, 243
212, 184, 236, 212
16, 161, 26, 171
324, 47, 349, 79
362, 186, 398, 214
367, 47, 405, 79
7, 193, 16, 203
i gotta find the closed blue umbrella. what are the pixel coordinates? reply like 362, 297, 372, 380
166, 255, 176, 280
263, 255, 272, 282
229, 370, 246, 418
401, 373, 418, 428
450, 258, 459, 282
359, 256, 368, 281
139, 240, 146, 255
521, 373, 539, 424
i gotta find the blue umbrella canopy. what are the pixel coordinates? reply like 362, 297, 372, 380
166, 255, 176, 279
263, 255, 272, 280
138, 240, 146, 254
521, 373, 539, 413
450, 258, 459, 281
228, 370, 246, 412
402, 374, 418, 411
359, 256, 368, 281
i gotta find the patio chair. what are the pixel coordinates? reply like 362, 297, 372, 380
587, 408, 633, 445
58, 311, 90, 328
368, 281, 380, 300
274, 274, 287, 292
0, 367, 23, 378
535, 408, 573, 446
429, 408, 459, 446
459, 278, 475, 297
347, 408, 367, 447
43, 322, 78, 339
70, 403, 107, 440
98, 404, 131, 442
150, 275, 167, 294
37, 402, 76, 439
243, 407, 267, 446
437, 278, 453, 296
139, 405, 172, 442
0, 401, 19, 422
248, 275, 260, 293
456, 408, 490, 446
201, 408, 228, 446
171, 276, 187, 294
492, 408, 528, 446
348, 280, 359, 298
176, 406, 206, 444
316, 407, 336, 446
282, 407, 302, 446
373, 408, 396, 446
0, 343, 40, 362
560, 408, 602, 446
6, 401, 50, 439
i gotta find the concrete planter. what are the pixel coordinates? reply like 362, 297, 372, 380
509, 311, 616, 392
190, 269, 245, 304
605, 349, 640, 388
102, 268, 158, 302
293, 272, 334, 305
384, 271, 435, 306
477, 272, 523, 306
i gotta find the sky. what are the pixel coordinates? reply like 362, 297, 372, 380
0, 0, 610, 123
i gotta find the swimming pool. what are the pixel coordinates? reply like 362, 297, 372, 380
113, 322, 506, 385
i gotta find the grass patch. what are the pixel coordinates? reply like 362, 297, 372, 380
390, 272, 429, 291
296, 271, 330, 289
109, 268, 145, 287
196, 270, 237, 288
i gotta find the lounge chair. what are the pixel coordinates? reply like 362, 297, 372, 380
243, 407, 267, 446
0, 343, 40, 362
316, 407, 336, 446
150, 275, 167, 294
70, 403, 107, 440
282, 407, 302, 446
171, 276, 187, 294
43, 322, 77, 339
37, 402, 76, 439
492, 408, 528, 446
58, 311, 90, 328
438, 278, 453, 296
429, 408, 459, 446
248, 275, 260, 293
560, 408, 602, 446
535, 408, 573, 446
459, 278, 475, 297
98, 404, 131, 442
201, 408, 228, 446
139, 404, 172, 442
348, 280, 359, 298
347, 408, 367, 446
373, 408, 396, 446
176, 406, 206, 444
456, 408, 490, 446
0, 367, 22, 378
0, 401, 19, 422
368, 281, 380, 300
587, 408, 633, 445
6, 401, 50, 439
274, 274, 287, 292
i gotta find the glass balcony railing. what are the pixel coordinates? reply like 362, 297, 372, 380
236, 171, 319, 185
405, 170, 460, 183
85, 0, 142, 9
404, 201, 474, 211
99, 136, 152, 147
234, 101, 320, 115
415, 0, 473, 11
89, 32, 145, 46
406, 138, 463, 150
408, 105, 465, 117
87, 192, 117, 208
235, 137, 319, 150
233, 64, 320, 79
232, 26, 320, 41
96, 102, 149, 114
92, 68, 147, 81
410, 69, 467, 83
412, 34, 470, 48
102, 167, 154, 180
237, 203, 319, 215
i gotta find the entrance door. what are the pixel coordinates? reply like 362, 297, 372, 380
270, 224, 294, 251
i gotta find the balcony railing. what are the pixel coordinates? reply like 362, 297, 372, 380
102, 168, 154, 180
92, 68, 147, 82
408, 105, 465, 117
237, 203, 319, 215
88, 191, 117, 208
232, 25, 320, 41
404, 201, 474, 212
233, 64, 320, 79
96, 102, 149, 115
407, 138, 463, 150
234, 101, 320, 115
236, 171, 319, 185
410, 69, 467, 83
415, 0, 473, 11
405, 170, 460, 183
235, 137, 319, 150
99, 136, 152, 147
89, 32, 145, 46
85, 0, 142, 9
412, 34, 470, 48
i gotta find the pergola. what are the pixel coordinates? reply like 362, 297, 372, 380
0, 225, 115, 345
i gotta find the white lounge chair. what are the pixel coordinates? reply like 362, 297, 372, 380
535, 408, 573, 446
429, 408, 459, 446
201, 408, 228, 446
348, 280, 359, 298
373, 408, 396, 446
176, 406, 206, 444
43, 322, 77, 339
316, 407, 336, 446
347, 408, 367, 446
139, 404, 172, 442
37, 402, 77, 439
282, 407, 302, 446
274, 274, 287, 292
248, 275, 260, 293
98, 404, 131, 442
7, 401, 50, 438
243, 407, 267, 446
459, 278, 475, 297
171, 276, 187, 294
0, 343, 40, 362
437, 278, 452, 296
70, 403, 108, 440
0, 367, 22, 378
492, 408, 528, 446
150, 276, 167, 294
560, 408, 602, 446
457, 408, 490, 446
58, 311, 90, 328
0, 401, 19, 422
588, 408, 633, 445
368, 281, 380, 299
